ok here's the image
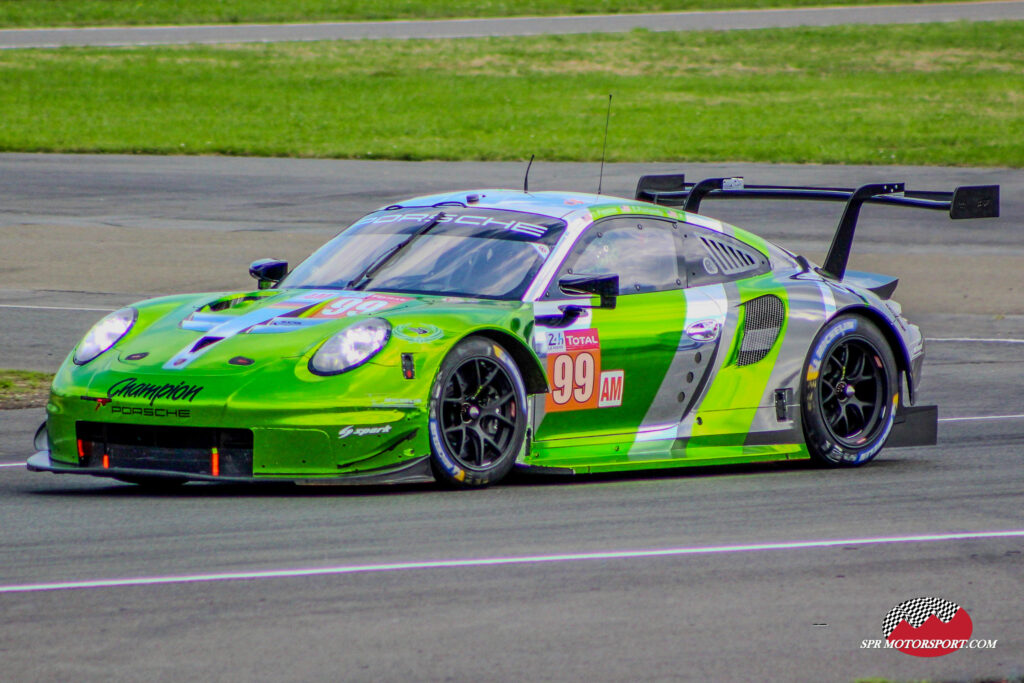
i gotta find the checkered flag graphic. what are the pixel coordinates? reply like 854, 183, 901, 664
882, 597, 961, 637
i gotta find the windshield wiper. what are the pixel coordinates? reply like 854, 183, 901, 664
346, 212, 445, 291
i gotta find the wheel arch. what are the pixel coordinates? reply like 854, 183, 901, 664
462, 328, 549, 396
834, 305, 914, 403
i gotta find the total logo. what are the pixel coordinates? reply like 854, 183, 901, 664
338, 424, 393, 439
566, 329, 600, 351
544, 328, 600, 354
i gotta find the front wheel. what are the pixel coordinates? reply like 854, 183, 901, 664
801, 314, 899, 467
428, 336, 527, 488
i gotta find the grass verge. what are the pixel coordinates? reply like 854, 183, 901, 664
0, 0, 977, 28
0, 370, 53, 410
1, 22, 1021, 166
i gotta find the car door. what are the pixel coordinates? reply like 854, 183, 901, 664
532, 215, 719, 443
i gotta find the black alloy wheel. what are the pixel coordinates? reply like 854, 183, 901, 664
802, 314, 898, 467
817, 338, 886, 445
429, 336, 527, 487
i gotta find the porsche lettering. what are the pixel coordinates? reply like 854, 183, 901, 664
354, 211, 549, 237
110, 406, 192, 419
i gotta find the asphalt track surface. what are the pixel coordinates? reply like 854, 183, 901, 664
2, 0, 1024, 48
1, 155, 1023, 681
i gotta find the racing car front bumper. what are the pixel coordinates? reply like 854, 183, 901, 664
26, 449, 435, 486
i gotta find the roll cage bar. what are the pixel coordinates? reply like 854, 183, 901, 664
635, 174, 1000, 281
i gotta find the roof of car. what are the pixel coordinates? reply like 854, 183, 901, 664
384, 189, 657, 220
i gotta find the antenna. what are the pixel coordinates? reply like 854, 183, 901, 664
524, 154, 534, 193
597, 94, 612, 195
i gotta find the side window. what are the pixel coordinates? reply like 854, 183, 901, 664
559, 217, 683, 296
680, 225, 771, 286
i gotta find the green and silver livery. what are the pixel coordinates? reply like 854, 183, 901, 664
28, 174, 1000, 487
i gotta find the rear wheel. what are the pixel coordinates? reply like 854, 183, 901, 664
428, 336, 527, 488
801, 314, 898, 466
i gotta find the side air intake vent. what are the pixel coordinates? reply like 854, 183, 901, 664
737, 295, 785, 366
699, 236, 759, 276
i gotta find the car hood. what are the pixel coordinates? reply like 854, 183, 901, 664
97, 288, 529, 377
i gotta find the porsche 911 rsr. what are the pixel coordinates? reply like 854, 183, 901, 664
28, 174, 999, 487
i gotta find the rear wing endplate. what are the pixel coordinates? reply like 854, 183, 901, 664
635, 174, 999, 280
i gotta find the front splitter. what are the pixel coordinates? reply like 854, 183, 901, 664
26, 451, 435, 486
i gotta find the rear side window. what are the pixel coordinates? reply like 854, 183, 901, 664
681, 225, 771, 286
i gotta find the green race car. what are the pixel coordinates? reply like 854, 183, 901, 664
28, 174, 999, 487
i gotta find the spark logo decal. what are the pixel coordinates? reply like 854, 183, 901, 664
338, 425, 393, 438
882, 597, 973, 657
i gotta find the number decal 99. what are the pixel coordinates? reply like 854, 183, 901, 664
549, 352, 596, 409
544, 327, 602, 413
551, 354, 573, 405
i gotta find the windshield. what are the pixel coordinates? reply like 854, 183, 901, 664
280, 207, 567, 300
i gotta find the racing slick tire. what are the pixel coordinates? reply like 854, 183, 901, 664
428, 335, 528, 488
801, 313, 899, 467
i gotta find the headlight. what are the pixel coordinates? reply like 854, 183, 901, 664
34, 421, 49, 452
73, 307, 137, 365
309, 318, 391, 375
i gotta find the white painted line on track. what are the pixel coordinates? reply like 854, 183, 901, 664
0, 462, 25, 468
927, 337, 1024, 344
0, 304, 116, 312
940, 414, 1024, 422
1, 529, 1022, 594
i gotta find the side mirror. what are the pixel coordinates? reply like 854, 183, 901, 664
249, 258, 288, 290
558, 273, 618, 310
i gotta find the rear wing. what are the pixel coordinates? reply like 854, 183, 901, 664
635, 174, 1000, 280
